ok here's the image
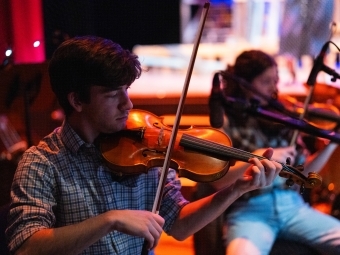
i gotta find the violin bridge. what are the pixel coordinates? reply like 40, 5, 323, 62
158, 127, 164, 146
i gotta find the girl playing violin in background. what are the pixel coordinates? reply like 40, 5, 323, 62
194, 50, 340, 255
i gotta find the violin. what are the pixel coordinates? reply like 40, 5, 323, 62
219, 70, 340, 134
100, 109, 322, 190
278, 94, 340, 131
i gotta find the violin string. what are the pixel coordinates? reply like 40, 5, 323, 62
182, 134, 301, 177
181, 134, 315, 186
182, 133, 265, 160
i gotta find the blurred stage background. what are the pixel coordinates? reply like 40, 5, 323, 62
1, 1, 340, 254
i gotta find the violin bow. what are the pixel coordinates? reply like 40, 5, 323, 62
151, 2, 210, 215
140, 4, 210, 254
289, 83, 316, 146
290, 41, 332, 145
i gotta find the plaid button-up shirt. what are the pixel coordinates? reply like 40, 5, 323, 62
6, 121, 189, 254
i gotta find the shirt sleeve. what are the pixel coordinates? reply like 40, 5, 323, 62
6, 149, 57, 253
158, 168, 189, 233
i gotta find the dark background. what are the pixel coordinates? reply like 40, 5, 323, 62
43, 0, 181, 58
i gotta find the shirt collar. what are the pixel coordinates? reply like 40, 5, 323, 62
60, 120, 87, 154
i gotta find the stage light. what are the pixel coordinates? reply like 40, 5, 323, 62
5, 48, 12, 57
33, 41, 40, 48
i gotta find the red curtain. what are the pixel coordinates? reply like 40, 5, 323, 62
0, 0, 45, 64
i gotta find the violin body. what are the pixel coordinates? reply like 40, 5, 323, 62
100, 109, 322, 189
278, 94, 340, 130
100, 109, 231, 182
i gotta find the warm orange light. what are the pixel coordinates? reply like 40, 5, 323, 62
328, 182, 335, 191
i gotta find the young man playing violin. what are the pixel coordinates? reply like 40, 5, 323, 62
5, 36, 281, 255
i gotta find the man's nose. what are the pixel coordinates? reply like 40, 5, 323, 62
119, 93, 133, 111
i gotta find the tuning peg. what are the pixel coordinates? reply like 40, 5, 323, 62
285, 178, 294, 187
299, 183, 305, 194
295, 164, 304, 172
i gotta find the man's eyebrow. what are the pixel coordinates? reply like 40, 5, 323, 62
100, 86, 119, 92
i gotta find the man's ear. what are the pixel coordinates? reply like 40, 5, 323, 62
67, 92, 82, 112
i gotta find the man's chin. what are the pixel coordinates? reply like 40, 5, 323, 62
111, 122, 127, 133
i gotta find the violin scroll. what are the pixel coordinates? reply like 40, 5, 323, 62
279, 162, 322, 194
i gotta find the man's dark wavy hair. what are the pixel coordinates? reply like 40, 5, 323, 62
48, 36, 142, 116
